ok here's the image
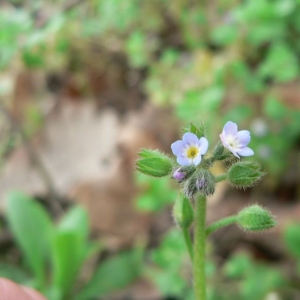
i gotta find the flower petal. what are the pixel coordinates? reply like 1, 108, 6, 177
177, 155, 191, 166
198, 137, 209, 154
182, 132, 198, 145
227, 145, 240, 158
171, 140, 185, 156
223, 121, 238, 135
237, 147, 254, 157
236, 130, 251, 147
193, 155, 202, 166
219, 133, 228, 147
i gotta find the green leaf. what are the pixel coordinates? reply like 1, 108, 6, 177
274, 0, 295, 17
211, 25, 238, 46
263, 97, 286, 120
22, 49, 44, 68
52, 231, 83, 298
126, 31, 148, 68
52, 206, 91, 298
5, 191, 53, 289
173, 195, 194, 228
76, 249, 143, 300
224, 253, 285, 299
149, 269, 187, 298
148, 229, 192, 298
0, 262, 31, 285
177, 86, 223, 122
201, 86, 224, 112
151, 229, 187, 268
224, 254, 252, 278
135, 174, 177, 212
258, 43, 299, 82
224, 105, 253, 124
241, 264, 284, 299
247, 22, 286, 46
58, 206, 89, 241
176, 90, 201, 121
284, 223, 300, 257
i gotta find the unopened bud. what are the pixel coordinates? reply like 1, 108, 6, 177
173, 195, 194, 228
184, 169, 216, 198
237, 205, 277, 232
173, 168, 186, 182
196, 169, 216, 196
196, 176, 206, 190
227, 161, 265, 188
137, 149, 173, 177
172, 165, 196, 183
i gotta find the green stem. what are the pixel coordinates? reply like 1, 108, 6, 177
206, 215, 237, 236
215, 173, 227, 182
194, 194, 207, 300
182, 227, 193, 261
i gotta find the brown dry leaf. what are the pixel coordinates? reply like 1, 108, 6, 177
0, 101, 120, 203
0, 100, 178, 249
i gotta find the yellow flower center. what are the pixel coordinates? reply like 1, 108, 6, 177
187, 146, 199, 159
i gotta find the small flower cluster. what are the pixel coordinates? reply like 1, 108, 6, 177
137, 121, 262, 199
171, 121, 253, 167
136, 120, 276, 237
169, 121, 260, 198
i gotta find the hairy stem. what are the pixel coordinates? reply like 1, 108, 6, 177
206, 215, 237, 236
193, 194, 207, 300
215, 173, 227, 182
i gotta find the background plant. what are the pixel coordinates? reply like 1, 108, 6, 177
1, 0, 300, 299
3, 191, 142, 300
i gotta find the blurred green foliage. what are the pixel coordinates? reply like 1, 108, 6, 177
4, 191, 142, 300
2, 1, 300, 299
147, 229, 195, 300
149, 228, 288, 300
222, 254, 285, 300
284, 223, 300, 278
2, 0, 300, 177
135, 173, 177, 212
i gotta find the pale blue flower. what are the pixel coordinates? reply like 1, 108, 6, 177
171, 132, 209, 166
220, 121, 254, 158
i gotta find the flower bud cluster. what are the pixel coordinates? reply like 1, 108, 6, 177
136, 122, 264, 198
136, 121, 276, 236
183, 169, 216, 198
